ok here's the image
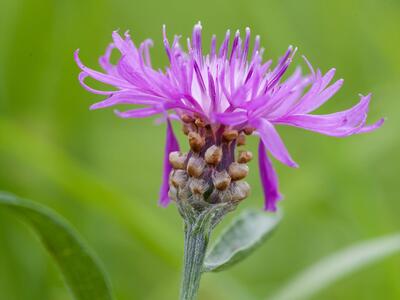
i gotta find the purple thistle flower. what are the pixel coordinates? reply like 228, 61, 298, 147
75, 22, 383, 211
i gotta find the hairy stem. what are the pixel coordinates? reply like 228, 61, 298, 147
180, 223, 208, 300
177, 200, 233, 300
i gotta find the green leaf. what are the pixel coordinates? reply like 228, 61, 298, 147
0, 117, 181, 268
270, 233, 400, 300
203, 209, 282, 272
0, 192, 113, 300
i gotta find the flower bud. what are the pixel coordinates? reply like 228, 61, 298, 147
170, 170, 188, 188
205, 145, 222, 165
222, 129, 238, 142
187, 156, 205, 177
169, 151, 187, 169
230, 181, 251, 202
238, 151, 253, 163
228, 162, 249, 181
212, 170, 231, 191
189, 178, 209, 195
188, 132, 205, 152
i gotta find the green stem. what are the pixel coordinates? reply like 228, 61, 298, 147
180, 223, 208, 300
177, 201, 232, 300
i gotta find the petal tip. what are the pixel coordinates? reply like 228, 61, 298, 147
264, 205, 277, 212
74, 49, 83, 67
158, 198, 170, 208
89, 103, 101, 110
291, 162, 300, 168
113, 109, 124, 117
376, 117, 385, 126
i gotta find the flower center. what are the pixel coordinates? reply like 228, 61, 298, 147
168, 115, 253, 210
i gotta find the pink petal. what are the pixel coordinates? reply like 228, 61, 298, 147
215, 111, 248, 125
74, 49, 132, 89
159, 119, 180, 206
252, 118, 298, 167
295, 78, 344, 114
90, 92, 166, 110
258, 140, 282, 211
274, 94, 381, 137
114, 107, 162, 118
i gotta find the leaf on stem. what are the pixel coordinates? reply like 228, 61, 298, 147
203, 209, 282, 272
0, 192, 113, 300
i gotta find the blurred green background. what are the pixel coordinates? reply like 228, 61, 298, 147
0, 0, 399, 299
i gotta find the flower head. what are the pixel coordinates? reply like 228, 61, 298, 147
75, 23, 383, 211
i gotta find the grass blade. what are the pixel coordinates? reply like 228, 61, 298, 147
270, 233, 400, 300
0, 192, 113, 300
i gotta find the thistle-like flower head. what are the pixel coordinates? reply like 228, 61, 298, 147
75, 23, 383, 211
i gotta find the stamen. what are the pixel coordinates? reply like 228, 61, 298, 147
229, 30, 240, 64
251, 35, 260, 59
193, 60, 207, 94
240, 27, 251, 66
192, 22, 203, 65
210, 35, 217, 59
207, 69, 217, 111
219, 30, 231, 60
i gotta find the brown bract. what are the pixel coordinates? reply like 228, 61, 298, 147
205, 145, 222, 165
181, 114, 193, 123
169, 151, 187, 169
243, 127, 255, 135
212, 170, 231, 191
187, 156, 206, 178
222, 129, 239, 142
231, 181, 251, 202
170, 170, 188, 188
194, 118, 206, 128
188, 132, 205, 152
237, 134, 246, 146
228, 162, 249, 181
238, 151, 253, 163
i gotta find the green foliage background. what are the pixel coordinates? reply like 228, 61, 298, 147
0, 0, 399, 299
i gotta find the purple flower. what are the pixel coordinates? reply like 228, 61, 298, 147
75, 23, 383, 211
